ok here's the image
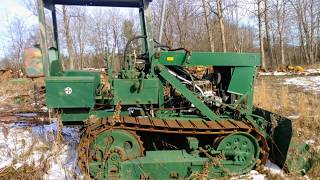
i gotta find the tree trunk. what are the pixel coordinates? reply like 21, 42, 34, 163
279, 32, 285, 65
201, 0, 215, 52
310, 0, 315, 64
264, 0, 274, 66
276, 0, 286, 65
258, 0, 266, 69
315, 8, 320, 62
76, 10, 85, 70
62, 6, 75, 69
217, 0, 226, 52
298, 19, 308, 63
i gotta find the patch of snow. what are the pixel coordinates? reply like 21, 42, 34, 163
230, 160, 283, 180
272, 72, 289, 76
287, 115, 300, 119
303, 175, 312, 180
259, 68, 320, 76
284, 76, 320, 93
248, 170, 265, 180
264, 160, 282, 175
259, 71, 289, 76
304, 68, 320, 75
15, 113, 38, 117
305, 139, 315, 145
230, 170, 264, 180
41, 106, 48, 112
0, 120, 82, 179
0, 96, 9, 102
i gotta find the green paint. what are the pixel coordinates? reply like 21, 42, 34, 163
48, 47, 62, 76
228, 67, 255, 95
36, 0, 311, 179
216, 132, 260, 175
46, 76, 96, 108
157, 51, 260, 66
111, 78, 160, 105
63, 70, 101, 88
87, 130, 262, 179
89, 129, 144, 178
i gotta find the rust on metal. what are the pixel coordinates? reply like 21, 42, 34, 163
87, 116, 268, 163
178, 120, 194, 129
152, 118, 166, 127
123, 117, 137, 124
218, 120, 236, 129
205, 121, 223, 129
77, 116, 270, 176
232, 120, 251, 129
164, 119, 181, 128
192, 120, 210, 129
137, 118, 152, 126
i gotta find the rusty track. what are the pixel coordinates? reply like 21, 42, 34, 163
78, 116, 269, 175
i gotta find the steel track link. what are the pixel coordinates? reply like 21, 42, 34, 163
78, 116, 269, 178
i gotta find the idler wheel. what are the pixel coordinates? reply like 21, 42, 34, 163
216, 132, 260, 175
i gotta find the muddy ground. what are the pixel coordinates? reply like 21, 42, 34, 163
0, 73, 319, 179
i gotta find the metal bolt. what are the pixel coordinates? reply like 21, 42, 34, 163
169, 172, 179, 178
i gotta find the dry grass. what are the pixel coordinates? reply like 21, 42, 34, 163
0, 78, 72, 179
0, 78, 44, 114
0, 117, 66, 179
0, 163, 46, 180
254, 76, 320, 178
303, 63, 320, 69
254, 77, 320, 137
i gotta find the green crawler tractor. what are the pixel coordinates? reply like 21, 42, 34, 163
24, 0, 311, 179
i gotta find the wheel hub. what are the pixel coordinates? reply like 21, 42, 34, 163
216, 132, 260, 175
79, 129, 144, 179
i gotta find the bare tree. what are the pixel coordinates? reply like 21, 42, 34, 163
109, 10, 122, 56
290, 0, 318, 64
16, 0, 319, 69
62, 6, 76, 69
88, 9, 109, 68
264, 0, 274, 65
274, 0, 288, 65
71, 7, 88, 69
5, 16, 30, 74
216, 0, 227, 52
201, 0, 215, 52
257, 0, 266, 69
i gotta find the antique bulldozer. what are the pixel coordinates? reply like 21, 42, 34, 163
24, 0, 310, 179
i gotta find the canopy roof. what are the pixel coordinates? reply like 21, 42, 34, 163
43, 0, 152, 8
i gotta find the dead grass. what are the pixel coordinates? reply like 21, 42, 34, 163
254, 76, 320, 178
0, 114, 66, 179
0, 79, 44, 114
0, 163, 46, 180
303, 63, 320, 69
254, 77, 320, 137
0, 135, 65, 180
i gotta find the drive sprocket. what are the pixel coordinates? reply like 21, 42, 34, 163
77, 120, 144, 179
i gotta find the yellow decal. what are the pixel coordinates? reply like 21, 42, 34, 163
166, 56, 174, 62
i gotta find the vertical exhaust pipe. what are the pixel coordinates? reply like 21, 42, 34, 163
158, 0, 167, 44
